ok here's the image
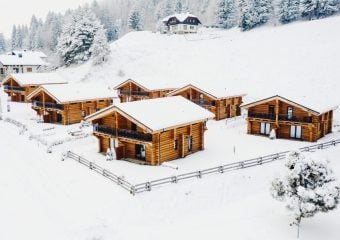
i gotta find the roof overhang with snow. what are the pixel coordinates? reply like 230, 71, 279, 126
241, 95, 338, 116
113, 78, 176, 92
167, 84, 246, 100
85, 96, 214, 134
1, 73, 68, 87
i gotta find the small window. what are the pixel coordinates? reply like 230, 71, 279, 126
81, 110, 86, 118
27, 67, 32, 72
287, 106, 293, 120
187, 136, 193, 152
96, 108, 100, 112
99, 100, 105, 103
183, 25, 187, 30
190, 26, 195, 30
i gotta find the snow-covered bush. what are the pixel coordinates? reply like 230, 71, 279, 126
271, 151, 340, 237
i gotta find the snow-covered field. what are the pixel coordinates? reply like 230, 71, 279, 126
1, 16, 340, 240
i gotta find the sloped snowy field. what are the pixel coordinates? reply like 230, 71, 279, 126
1, 16, 340, 240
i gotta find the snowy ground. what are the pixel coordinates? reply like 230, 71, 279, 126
2, 17, 340, 240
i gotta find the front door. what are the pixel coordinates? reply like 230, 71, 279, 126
290, 125, 302, 139
135, 144, 145, 160
260, 122, 271, 135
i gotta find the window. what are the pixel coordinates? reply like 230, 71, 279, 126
290, 126, 302, 139
81, 110, 86, 118
199, 94, 204, 104
287, 106, 293, 120
268, 105, 275, 120
0, 68, 3, 75
187, 136, 192, 152
99, 100, 104, 103
190, 26, 195, 30
260, 122, 271, 135
131, 123, 137, 131
26, 67, 32, 72
96, 108, 100, 112
174, 139, 178, 150
183, 25, 187, 30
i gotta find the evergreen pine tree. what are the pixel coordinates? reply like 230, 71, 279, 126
0, 33, 7, 53
128, 8, 143, 31
255, 0, 272, 25
216, 0, 237, 29
278, 0, 300, 24
90, 27, 111, 65
239, 0, 258, 31
11, 25, 17, 50
57, 6, 102, 65
28, 15, 39, 49
174, 0, 183, 13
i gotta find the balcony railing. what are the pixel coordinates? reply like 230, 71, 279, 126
278, 114, 312, 123
191, 99, 215, 107
3, 85, 25, 92
32, 100, 64, 110
94, 125, 152, 142
119, 90, 149, 97
248, 112, 312, 123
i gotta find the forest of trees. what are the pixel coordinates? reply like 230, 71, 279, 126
0, 0, 339, 64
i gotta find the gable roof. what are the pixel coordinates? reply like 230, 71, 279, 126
162, 13, 201, 23
167, 84, 246, 100
85, 96, 214, 133
113, 78, 176, 91
2, 73, 68, 87
0, 52, 48, 66
241, 95, 338, 115
27, 83, 117, 104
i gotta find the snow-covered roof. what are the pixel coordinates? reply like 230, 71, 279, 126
27, 83, 118, 104
0, 52, 48, 66
162, 13, 200, 23
241, 94, 338, 115
85, 96, 214, 133
167, 84, 246, 100
2, 73, 68, 86
11, 50, 47, 59
115, 78, 246, 99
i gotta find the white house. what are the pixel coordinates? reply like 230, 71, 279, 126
162, 13, 201, 34
0, 51, 48, 80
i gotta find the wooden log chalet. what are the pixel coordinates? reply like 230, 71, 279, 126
114, 79, 175, 102
241, 95, 338, 142
27, 83, 117, 125
166, 84, 246, 120
85, 96, 214, 165
1, 73, 67, 102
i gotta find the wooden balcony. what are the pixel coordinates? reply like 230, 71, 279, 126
94, 125, 152, 142
119, 90, 149, 97
32, 100, 64, 110
248, 112, 312, 123
3, 85, 25, 92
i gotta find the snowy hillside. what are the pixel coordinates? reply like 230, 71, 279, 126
2, 16, 340, 240
60, 16, 340, 117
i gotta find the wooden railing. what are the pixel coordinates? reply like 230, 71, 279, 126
119, 90, 149, 97
3, 85, 25, 92
65, 139, 340, 195
248, 112, 312, 123
32, 101, 64, 110
94, 124, 152, 142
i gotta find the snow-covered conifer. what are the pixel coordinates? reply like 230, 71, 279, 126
90, 28, 111, 65
216, 0, 237, 29
278, 0, 300, 24
0, 33, 6, 53
239, 0, 258, 31
57, 6, 102, 65
128, 8, 143, 31
271, 151, 340, 237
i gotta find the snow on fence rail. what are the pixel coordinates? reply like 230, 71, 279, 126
66, 139, 340, 195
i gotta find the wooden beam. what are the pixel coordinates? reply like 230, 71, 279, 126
275, 98, 279, 127
115, 112, 118, 138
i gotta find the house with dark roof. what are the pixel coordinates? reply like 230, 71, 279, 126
162, 13, 201, 34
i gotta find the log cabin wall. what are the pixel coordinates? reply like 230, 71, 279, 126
170, 87, 243, 120
93, 111, 205, 165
